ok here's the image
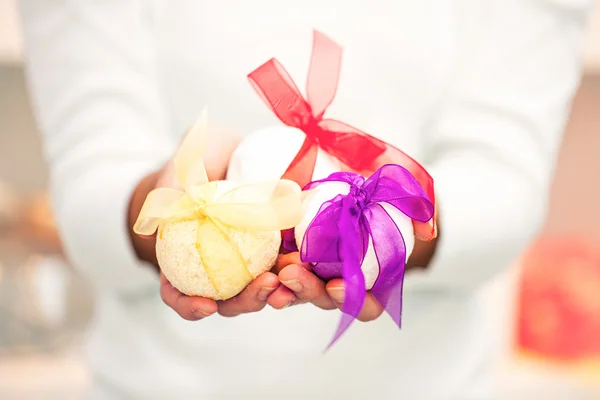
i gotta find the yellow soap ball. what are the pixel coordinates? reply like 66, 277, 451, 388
154, 179, 283, 301
156, 220, 280, 300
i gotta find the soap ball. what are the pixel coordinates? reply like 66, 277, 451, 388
227, 125, 416, 291
294, 180, 415, 290
155, 181, 281, 300
227, 125, 339, 185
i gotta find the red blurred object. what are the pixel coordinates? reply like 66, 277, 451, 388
515, 236, 600, 369
10, 192, 63, 255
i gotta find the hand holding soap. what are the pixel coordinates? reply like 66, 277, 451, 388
134, 110, 304, 300
298, 165, 434, 346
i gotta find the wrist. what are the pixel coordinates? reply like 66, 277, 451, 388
407, 216, 440, 271
127, 171, 160, 271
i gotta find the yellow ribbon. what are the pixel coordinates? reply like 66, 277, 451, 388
133, 108, 305, 299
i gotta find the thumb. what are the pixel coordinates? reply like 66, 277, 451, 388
136, 160, 182, 241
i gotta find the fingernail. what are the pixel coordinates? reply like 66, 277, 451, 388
328, 287, 345, 303
191, 309, 212, 318
281, 279, 303, 292
280, 300, 294, 309
257, 285, 278, 301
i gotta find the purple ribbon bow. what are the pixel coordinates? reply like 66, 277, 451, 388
296, 164, 434, 347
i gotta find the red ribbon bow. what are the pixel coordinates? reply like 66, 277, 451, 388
248, 30, 437, 241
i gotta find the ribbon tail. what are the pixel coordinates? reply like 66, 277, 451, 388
376, 274, 405, 328
375, 145, 437, 240
282, 137, 319, 190
318, 119, 437, 241
174, 108, 210, 193
248, 59, 312, 127
306, 31, 342, 119
207, 180, 304, 231
133, 188, 192, 236
364, 165, 434, 224
317, 120, 387, 172
327, 309, 359, 350
327, 197, 366, 349
366, 204, 407, 328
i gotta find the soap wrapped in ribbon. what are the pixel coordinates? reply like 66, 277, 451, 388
228, 30, 437, 346
134, 109, 305, 300
247, 29, 437, 241
298, 166, 434, 346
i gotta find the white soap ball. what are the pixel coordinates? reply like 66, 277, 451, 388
155, 181, 281, 300
227, 125, 415, 291
294, 181, 415, 290
227, 125, 339, 184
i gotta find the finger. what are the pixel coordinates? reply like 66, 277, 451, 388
137, 233, 157, 240
160, 273, 218, 321
279, 264, 337, 310
326, 279, 384, 322
272, 252, 311, 275
217, 272, 280, 317
266, 285, 299, 309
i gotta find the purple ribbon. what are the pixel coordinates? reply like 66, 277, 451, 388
291, 164, 434, 347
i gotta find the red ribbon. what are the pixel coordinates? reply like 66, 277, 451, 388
248, 30, 437, 241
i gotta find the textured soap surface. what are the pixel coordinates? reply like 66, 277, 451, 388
227, 126, 339, 184
155, 181, 281, 300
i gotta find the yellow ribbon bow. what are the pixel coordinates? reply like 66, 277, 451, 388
133, 108, 305, 299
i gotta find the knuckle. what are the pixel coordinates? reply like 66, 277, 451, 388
235, 300, 265, 314
304, 293, 323, 303
159, 283, 169, 299
358, 308, 383, 322
160, 291, 173, 308
218, 308, 239, 318
170, 303, 196, 321
250, 303, 267, 313
357, 314, 376, 322
318, 302, 337, 310
301, 286, 325, 303
176, 305, 197, 321
179, 311, 197, 321
187, 309, 207, 321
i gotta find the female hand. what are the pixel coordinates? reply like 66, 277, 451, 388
128, 126, 283, 320
130, 161, 283, 320
268, 252, 385, 322
159, 270, 281, 320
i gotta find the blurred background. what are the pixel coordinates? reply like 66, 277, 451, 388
1, 1, 600, 399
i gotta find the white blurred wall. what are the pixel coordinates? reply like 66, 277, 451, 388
3, 0, 599, 69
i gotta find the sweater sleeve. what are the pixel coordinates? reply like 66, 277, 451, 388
405, 0, 594, 291
18, 0, 176, 295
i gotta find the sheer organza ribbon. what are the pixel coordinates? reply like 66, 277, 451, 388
301, 164, 434, 347
248, 30, 437, 241
133, 109, 305, 299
